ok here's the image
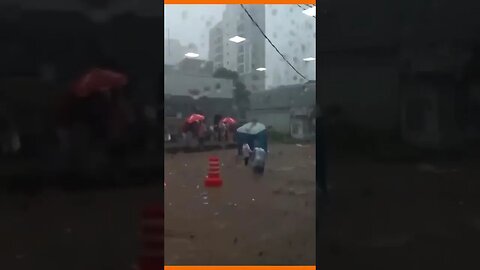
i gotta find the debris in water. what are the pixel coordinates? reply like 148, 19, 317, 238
251, 198, 255, 202
203, 202, 209, 205
196, 185, 200, 189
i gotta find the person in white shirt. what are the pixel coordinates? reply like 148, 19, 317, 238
242, 143, 252, 166
252, 146, 266, 174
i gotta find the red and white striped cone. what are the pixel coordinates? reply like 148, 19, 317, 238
204, 156, 223, 187
137, 203, 163, 270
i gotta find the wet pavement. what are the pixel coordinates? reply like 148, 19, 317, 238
318, 156, 480, 269
164, 143, 316, 265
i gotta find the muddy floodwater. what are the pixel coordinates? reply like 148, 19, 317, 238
164, 143, 316, 265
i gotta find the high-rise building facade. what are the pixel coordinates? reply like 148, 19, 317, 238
264, 5, 316, 89
209, 5, 266, 92
209, 4, 315, 91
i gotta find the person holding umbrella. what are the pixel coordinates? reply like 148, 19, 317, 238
183, 113, 205, 148
220, 117, 236, 142
236, 120, 268, 173
57, 64, 129, 172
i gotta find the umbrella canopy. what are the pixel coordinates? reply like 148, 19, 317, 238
71, 68, 128, 98
185, 113, 205, 124
221, 117, 236, 125
236, 121, 266, 135
236, 121, 268, 152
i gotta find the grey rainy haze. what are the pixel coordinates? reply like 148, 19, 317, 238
165, 5, 226, 60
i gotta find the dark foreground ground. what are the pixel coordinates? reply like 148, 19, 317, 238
2, 142, 480, 269
319, 153, 480, 269
0, 174, 162, 270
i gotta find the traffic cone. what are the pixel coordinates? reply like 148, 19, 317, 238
137, 203, 164, 270
205, 156, 223, 187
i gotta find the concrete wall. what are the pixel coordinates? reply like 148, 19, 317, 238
164, 69, 233, 99
246, 109, 290, 133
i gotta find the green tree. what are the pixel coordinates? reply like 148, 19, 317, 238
213, 68, 250, 118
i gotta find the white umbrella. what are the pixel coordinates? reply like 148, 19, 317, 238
237, 121, 266, 135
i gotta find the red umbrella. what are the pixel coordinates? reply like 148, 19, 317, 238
221, 117, 236, 125
71, 68, 128, 98
186, 113, 205, 124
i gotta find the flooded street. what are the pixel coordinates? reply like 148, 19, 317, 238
164, 143, 316, 265
0, 184, 161, 270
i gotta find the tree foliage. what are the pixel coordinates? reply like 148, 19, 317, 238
213, 68, 250, 118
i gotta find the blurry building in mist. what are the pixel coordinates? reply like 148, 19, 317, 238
164, 39, 199, 66
264, 5, 316, 89
208, 5, 315, 91
164, 61, 235, 124
317, 0, 480, 149
247, 81, 315, 140
209, 5, 266, 92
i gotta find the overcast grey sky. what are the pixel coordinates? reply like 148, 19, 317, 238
164, 5, 226, 60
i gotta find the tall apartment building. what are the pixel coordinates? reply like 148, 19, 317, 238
209, 5, 266, 92
209, 5, 315, 91
264, 5, 316, 89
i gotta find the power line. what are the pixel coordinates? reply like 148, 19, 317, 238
240, 4, 307, 80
